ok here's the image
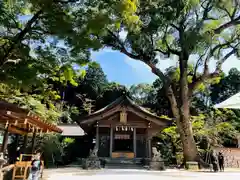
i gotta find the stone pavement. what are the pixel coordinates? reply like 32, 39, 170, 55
43, 168, 240, 180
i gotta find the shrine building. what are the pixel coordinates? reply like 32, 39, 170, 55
76, 95, 171, 159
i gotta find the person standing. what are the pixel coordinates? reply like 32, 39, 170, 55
28, 151, 42, 180
218, 152, 224, 172
211, 153, 218, 172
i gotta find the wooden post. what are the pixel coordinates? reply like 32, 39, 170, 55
148, 138, 152, 158
133, 127, 136, 158
22, 135, 28, 154
13, 135, 19, 163
96, 121, 99, 149
110, 127, 113, 158
1, 125, 9, 155
31, 130, 37, 154
145, 128, 149, 158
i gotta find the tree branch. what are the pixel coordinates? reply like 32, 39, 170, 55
163, 26, 181, 56
214, 16, 240, 34
106, 29, 180, 116
192, 53, 205, 81
0, 10, 43, 66
188, 46, 237, 96
106, 30, 172, 88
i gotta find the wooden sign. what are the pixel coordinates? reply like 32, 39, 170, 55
120, 111, 127, 124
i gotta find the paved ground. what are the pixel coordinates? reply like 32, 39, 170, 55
43, 168, 240, 180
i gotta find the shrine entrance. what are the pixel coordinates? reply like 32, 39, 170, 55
114, 129, 133, 152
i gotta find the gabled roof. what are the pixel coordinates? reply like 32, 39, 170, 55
77, 95, 172, 126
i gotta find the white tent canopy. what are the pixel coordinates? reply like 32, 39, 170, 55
214, 92, 240, 109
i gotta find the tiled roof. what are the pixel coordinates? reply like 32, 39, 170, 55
58, 124, 85, 136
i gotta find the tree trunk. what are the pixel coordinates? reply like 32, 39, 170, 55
146, 58, 199, 162
179, 58, 199, 161
167, 90, 199, 161
166, 57, 199, 162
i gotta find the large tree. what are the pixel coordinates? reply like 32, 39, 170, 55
79, 0, 240, 161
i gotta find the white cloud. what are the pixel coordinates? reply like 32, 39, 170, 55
119, 31, 128, 41
123, 55, 178, 83
222, 55, 240, 73
124, 55, 178, 74
156, 55, 178, 70
91, 48, 116, 60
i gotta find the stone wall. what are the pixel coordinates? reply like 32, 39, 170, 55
213, 147, 240, 168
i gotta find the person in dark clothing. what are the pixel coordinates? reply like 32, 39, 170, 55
210, 152, 218, 172
218, 152, 224, 172
28, 151, 42, 180
211, 153, 218, 172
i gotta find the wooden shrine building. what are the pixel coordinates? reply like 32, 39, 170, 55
0, 101, 62, 157
77, 95, 171, 159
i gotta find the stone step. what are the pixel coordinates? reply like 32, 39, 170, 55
105, 158, 144, 169
105, 158, 142, 164
105, 163, 144, 169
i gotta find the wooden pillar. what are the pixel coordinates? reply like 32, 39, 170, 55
22, 135, 28, 154
31, 130, 37, 154
96, 121, 99, 149
14, 134, 20, 163
110, 126, 113, 158
148, 138, 152, 158
1, 125, 9, 154
146, 123, 152, 158
145, 138, 148, 158
133, 127, 136, 158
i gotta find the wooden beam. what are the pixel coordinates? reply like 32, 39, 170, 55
8, 126, 28, 135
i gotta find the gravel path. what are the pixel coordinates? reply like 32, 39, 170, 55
43, 168, 240, 180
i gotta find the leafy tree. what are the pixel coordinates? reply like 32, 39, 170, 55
210, 68, 240, 104
129, 83, 153, 105
0, 0, 139, 86
85, 0, 240, 161
95, 82, 127, 110
1, 0, 91, 87
78, 62, 108, 100
0, 83, 62, 122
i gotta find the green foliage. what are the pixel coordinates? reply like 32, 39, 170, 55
0, 0, 93, 87
61, 137, 75, 149
0, 83, 62, 123
129, 83, 153, 105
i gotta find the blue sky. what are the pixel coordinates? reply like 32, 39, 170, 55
91, 48, 240, 87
